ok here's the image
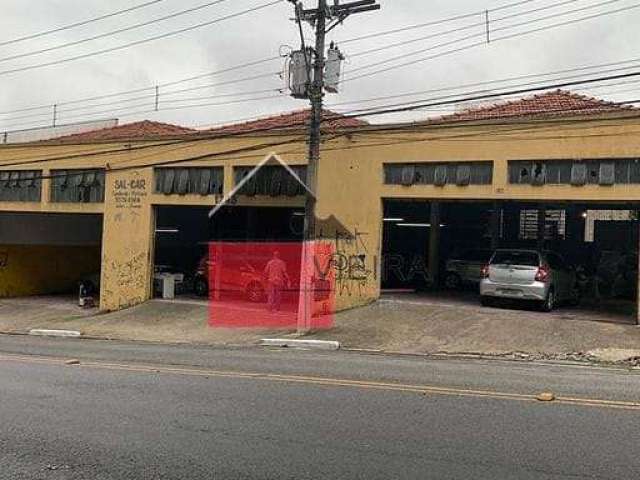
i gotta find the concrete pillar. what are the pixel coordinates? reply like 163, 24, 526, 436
490, 201, 501, 250
99, 168, 155, 311
428, 201, 441, 288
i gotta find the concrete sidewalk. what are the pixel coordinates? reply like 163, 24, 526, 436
2, 294, 640, 363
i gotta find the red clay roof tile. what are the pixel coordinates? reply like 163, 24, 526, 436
50, 120, 196, 142
204, 109, 367, 135
433, 89, 633, 123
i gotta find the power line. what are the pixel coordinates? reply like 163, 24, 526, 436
0, 0, 284, 78
0, 0, 235, 64
54, 94, 286, 125
0, 57, 281, 116
347, 0, 583, 59
4, 61, 639, 137
7, 109, 640, 185
0, 0, 596, 122
328, 55, 640, 110
344, 1, 640, 84
0, 0, 166, 48
344, 0, 630, 78
8, 64, 640, 164
0, 73, 282, 125
331, 70, 640, 121
339, 0, 537, 44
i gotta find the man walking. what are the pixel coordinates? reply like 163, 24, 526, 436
263, 251, 290, 312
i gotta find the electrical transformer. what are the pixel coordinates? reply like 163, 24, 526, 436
324, 44, 344, 93
288, 49, 314, 99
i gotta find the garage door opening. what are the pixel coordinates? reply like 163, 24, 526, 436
382, 199, 639, 323
153, 205, 304, 301
0, 212, 103, 310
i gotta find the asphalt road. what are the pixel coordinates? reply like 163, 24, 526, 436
1, 335, 640, 479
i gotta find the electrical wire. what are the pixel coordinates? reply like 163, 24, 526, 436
8, 53, 635, 136
0, 0, 553, 116
0, 56, 282, 116
9, 64, 640, 168
343, 2, 640, 85
0, 74, 282, 125
0, 0, 284, 78
347, 0, 584, 59
328, 56, 640, 110
0, 0, 235, 64
0, 0, 166, 47
0, 0, 611, 125
339, 0, 538, 44
344, 0, 631, 78
9, 111, 640, 186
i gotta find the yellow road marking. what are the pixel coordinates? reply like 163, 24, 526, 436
1, 353, 640, 411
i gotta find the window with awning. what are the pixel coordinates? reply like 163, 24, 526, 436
234, 165, 307, 196
384, 162, 493, 186
154, 167, 223, 196
0, 170, 42, 202
50, 169, 105, 203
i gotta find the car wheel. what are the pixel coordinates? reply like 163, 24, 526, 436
246, 282, 265, 303
480, 296, 492, 307
194, 277, 208, 297
444, 272, 462, 290
540, 288, 555, 312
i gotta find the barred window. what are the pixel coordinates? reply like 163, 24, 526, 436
509, 159, 640, 185
51, 169, 105, 203
234, 165, 307, 196
0, 170, 42, 202
518, 209, 566, 240
154, 167, 223, 195
384, 162, 493, 186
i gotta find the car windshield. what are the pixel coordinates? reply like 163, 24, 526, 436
491, 251, 540, 266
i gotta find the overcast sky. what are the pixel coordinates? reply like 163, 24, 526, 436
1, 0, 639, 132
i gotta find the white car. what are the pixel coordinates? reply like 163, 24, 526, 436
479, 249, 577, 312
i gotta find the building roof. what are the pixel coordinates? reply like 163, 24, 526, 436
50, 120, 196, 143
35, 91, 632, 144
203, 109, 368, 135
40, 109, 366, 144
434, 89, 634, 123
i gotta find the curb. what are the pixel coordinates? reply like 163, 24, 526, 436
260, 338, 340, 350
28, 329, 81, 338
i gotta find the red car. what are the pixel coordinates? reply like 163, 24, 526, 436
193, 254, 267, 302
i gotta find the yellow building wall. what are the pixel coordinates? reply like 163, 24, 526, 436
99, 168, 155, 311
2, 117, 640, 313
0, 244, 101, 297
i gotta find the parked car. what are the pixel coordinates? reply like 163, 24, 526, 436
479, 249, 577, 311
444, 249, 494, 289
194, 254, 266, 302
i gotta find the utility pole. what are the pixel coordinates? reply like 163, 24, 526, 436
304, 0, 326, 243
288, 0, 380, 332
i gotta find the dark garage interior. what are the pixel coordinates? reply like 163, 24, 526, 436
153, 205, 303, 298
382, 199, 639, 319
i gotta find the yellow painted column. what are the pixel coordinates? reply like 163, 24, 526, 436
99, 167, 155, 311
